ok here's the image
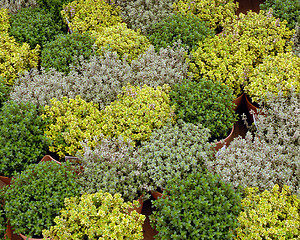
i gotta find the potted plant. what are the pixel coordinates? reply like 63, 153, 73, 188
292, 22, 300, 57
0, 161, 80, 239
150, 171, 242, 239
170, 78, 238, 140
75, 135, 148, 211
135, 119, 213, 194
0, 100, 49, 178
42, 191, 145, 240
235, 185, 300, 239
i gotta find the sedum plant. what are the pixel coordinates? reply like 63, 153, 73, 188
0, 101, 48, 177
9, 7, 64, 49
76, 135, 147, 202
135, 119, 213, 191
170, 79, 237, 139
42, 191, 145, 240
10, 45, 189, 109
206, 89, 300, 196
42, 95, 102, 159
260, 0, 300, 30
235, 185, 300, 239
0, 8, 40, 85
190, 10, 294, 96
41, 32, 98, 74
292, 22, 300, 57
98, 83, 176, 146
245, 52, 300, 103
0, 0, 38, 14
1, 161, 80, 238
148, 13, 214, 52
173, 0, 238, 31
94, 23, 151, 63
150, 171, 242, 239
61, 0, 122, 34
116, 0, 174, 35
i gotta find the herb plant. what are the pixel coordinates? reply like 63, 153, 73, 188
0, 0, 38, 14
135, 119, 213, 191
235, 185, 300, 239
9, 7, 64, 49
1, 161, 80, 238
76, 135, 147, 202
170, 79, 237, 139
292, 22, 300, 57
0, 101, 49, 177
148, 13, 214, 52
41, 32, 97, 74
150, 171, 242, 239
0, 77, 10, 108
42, 191, 145, 240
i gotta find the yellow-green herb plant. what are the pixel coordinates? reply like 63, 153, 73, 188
99, 83, 176, 146
42, 95, 102, 158
235, 185, 300, 239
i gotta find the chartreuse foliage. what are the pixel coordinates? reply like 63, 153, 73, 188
235, 185, 300, 239
148, 13, 214, 52
98, 83, 176, 146
246, 52, 300, 103
1, 161, 80, 238
61, 0, 122, 34
9, 7, 63, 49
260, 0, 300, 30
42, 191, 145, 240
150, 171, 242, 239
173, 0, 238, 31
41, 32, 97, 74
170, 79, 237, 139
190, 10, 294, 96
0, 101, 48, 177
42, 95, 102, 159
94, 23, 151, 62
0, 8, 40, 85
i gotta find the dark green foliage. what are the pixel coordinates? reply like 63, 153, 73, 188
41, 32, 97, 74
260, 0, 300, 30
0, 77, 10, 108
0, 101, 49, 177
150, 171, 242, 240
0, 205, 6, 240
170, 79, 237, 140
148, 13, 214, 52
1, 161, 80, 238
9, 7, 64, 49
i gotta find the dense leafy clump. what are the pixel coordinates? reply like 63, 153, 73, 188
260, 0, 300, 30
61, 0, 122, 34
150, 171, 242, 239
170, 79, 237, 139
245, 52, 300, 103
41, 32, 97, 74
0, 77, 10, 108
235, 185, 300, 239
98, 83, 176, 146
42, 191, 145, 240
11, 45, 188, 109
0, 8, 40, 85
190, 10, 294, 96
0, 0, 38, 14
0, 205, 6, 240
94, 23, 151, 63
173, 0, 238, 31
9, 7, 64, 49
0, 101, 49, 177
76, 136, 147, 202
148, 13, 214, 52
1, 161, 80, 238
292, 23, 300, 57
42, 96, 102, 159
206, 89, 300, 196
135, 120, 212, 191
116, 0, 174, 35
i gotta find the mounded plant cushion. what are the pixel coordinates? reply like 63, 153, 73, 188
235, 185, 300, 239
42, 191, 145, 240
0, 0, 38, 14
150, 171, 242, 239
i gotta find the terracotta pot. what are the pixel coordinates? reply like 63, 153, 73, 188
151, 191, 163, 200
0, 176, 11, 186
19, 233, 43, 240
129, 195, 144, 214
232, 93, 245, 112
5, 221, 22, 240
39, 155, 61, 165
